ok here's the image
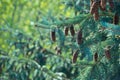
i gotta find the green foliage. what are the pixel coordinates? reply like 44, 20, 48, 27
0, 0, 120, 80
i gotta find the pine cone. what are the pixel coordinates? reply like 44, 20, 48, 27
90, 1, 100, 14
51, 30, 56, 41
113, 12, 119, 25
64, 27, 69, 36
76, 29, 82, 44
94, 52, 98, 62
72, 50, 79, 63
70, 25, 75, 36
93, 11, 99, 20
100, 0, 106, 10
90, 0, 94, 7
105, 49, 111, 60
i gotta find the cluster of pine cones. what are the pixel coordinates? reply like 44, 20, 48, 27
90, 0, 114, 20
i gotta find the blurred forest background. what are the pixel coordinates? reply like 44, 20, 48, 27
0, 0, 120, 80
0, 0, 72, 50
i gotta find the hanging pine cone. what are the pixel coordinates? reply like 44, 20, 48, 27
113, 12, 119, 25
50, 30, 56, 41
94, 11, 99, 20
90, 0, 94, 7
72, 50, 79, 63
70, 25, 75, 36
76, 29, 82, 44
64, 27, 69, 36
100, 0, 106, 10
90, 1, 99, 20
94, 52, 98, 62
105, 49, 111, 60
90, 1, 100, 14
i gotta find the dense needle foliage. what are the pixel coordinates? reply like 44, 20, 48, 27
0, 0, 120, 80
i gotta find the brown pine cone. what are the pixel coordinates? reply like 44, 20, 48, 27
100, 0, 107, 10
64, 27, 69, 36
76, 29, 82, 44
93, 11, 99, 20
70, 25, 75, 36
51, 30, 56, 41
113, 12, 119, 25
90, 0, 94, 7
105, 49, 111, 60
94, 52, 98, 62
72, 50, 79, 63
90, 1, 100, 14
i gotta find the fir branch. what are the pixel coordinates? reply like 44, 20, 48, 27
34, 11, 115, 29
35, 14, 91, 29
0, 55, 41, 69
0, 54, 66, 80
